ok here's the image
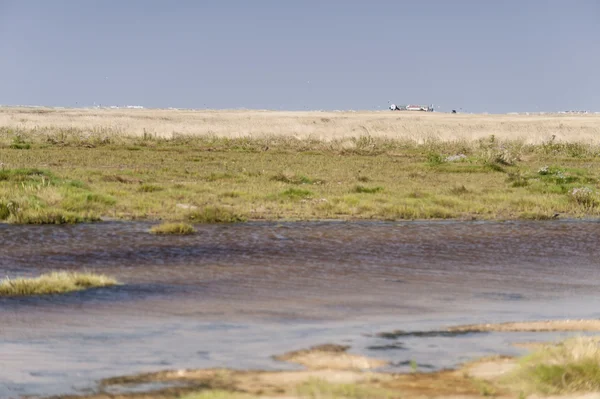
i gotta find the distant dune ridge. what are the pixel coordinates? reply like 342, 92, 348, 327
1, 107, 599, 144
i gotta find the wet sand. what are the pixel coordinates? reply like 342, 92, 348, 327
2, 220, 600, 397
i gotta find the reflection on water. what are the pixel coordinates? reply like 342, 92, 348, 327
1, 220, 599, 397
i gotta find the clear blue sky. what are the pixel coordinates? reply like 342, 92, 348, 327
0, 0, 598, 113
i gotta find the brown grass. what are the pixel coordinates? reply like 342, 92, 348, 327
0, 271, 118, 296
1, 107, 600, 143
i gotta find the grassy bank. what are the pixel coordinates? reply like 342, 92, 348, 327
150, 222, 196, 235
0, 271, 118, 296
503, 336, 600, 395
1, 128, 599, 224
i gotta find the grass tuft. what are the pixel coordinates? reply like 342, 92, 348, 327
271, 171, 322, 185
0, 271, 118, 297
280, 188, 313, 199
569, 187, 599, 209
0, 168, 54, 182
353, 185, 384, 194
427, 152, 445, 166
150, 222, 196, 235
138, 183, 164, 193
9, 135, 32, 150
188, 206, 246, 223
504, 337, 600, 395
9, 209, 99, 224
448, 185, 470, 195
518, 212, 556, 220
0, 202, 10, 220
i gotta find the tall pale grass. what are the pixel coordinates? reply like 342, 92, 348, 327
1, 107, 599, 144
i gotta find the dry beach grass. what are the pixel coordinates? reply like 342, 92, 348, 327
1, 107, 600, 143
0, 271, 118, 296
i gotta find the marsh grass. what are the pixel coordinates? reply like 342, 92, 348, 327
353, 185, 384, 194
569, 187, 599, 209
187, 206, 247, 223
504, 337, 600, 395
1, 130, 600, 223
9, 209, 99, 224
518, 212, 556, 220
448, 185, 470, 195
138, 183, 164, 193
0, 271, 118, 296
280, 188, 313, 199
0, 168, 105, 223
9, 135, 31, 150
427, 152, 445, 166
150, 222, 196, 235
271, 171, 323, 185
507, 171, 529, 187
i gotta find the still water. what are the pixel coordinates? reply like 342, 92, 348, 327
1, 220, 599, 397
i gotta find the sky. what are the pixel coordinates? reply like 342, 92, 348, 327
0, 0, 598, 113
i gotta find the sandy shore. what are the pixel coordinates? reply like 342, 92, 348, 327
449, 319, 600, 333
50, 322, 600, 399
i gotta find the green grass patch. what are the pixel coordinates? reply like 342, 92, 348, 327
448, 185, 470, 195
9, 136, 32, 150
271, 171, 323, 185
484, 162, 506, 173
0, 201, 10, 220
426, 152, 445, 166
205, 172, 235, 182
0, 168, 54, 182
188, 206, 246, 223
9, 142, 31, 150
138, 183, 164, 193
518, 212, 556, 220
353, 185, 383, 194
503, 337, 600, 395
60, 192, 116, 212
219, 191, 242, 198
0, 271, 118, 297
280, 188, 313, 199
2, 135, 600, 222
150, 222, 196, 235
8, 209, 100, 224
506, 171, 530, 188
